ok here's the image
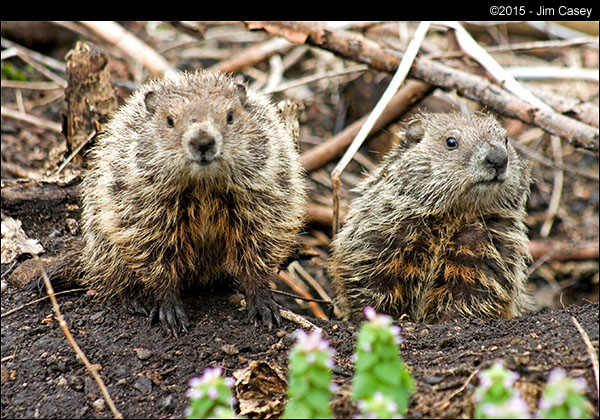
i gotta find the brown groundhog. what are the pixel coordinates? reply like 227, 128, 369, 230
38, 70, 307, 335
328, 112, 534, 323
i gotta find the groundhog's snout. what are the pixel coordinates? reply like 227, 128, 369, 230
186, 126, 221, 164
483, 146, 508, 180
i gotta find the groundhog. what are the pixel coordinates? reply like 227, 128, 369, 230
328, 112, 534, 323
37, 70, 307, 336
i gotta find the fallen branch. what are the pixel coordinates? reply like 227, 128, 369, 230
330, 21, 431, 233
35, 259, 123, 419
299, 79, 433, 173
276, 270, 327, 320
529, 240, 599, 261
1, 288, 86, 318
570, 316, 599, 406
79, 21, 174, 77
1, 106, 62, 134
245, 21, 599, 154
211, 36, 293, 73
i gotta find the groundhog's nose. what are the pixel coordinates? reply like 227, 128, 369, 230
484, 146, 508, 178
189, 132, 216, 155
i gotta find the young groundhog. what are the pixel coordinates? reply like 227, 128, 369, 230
328, 112, 533, 323
41, 70, 307, 335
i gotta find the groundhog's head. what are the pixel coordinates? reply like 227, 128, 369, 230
137, 71, 274, 182
390, 112, 530, 215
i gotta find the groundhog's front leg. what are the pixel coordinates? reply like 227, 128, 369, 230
239, 274, 281, 329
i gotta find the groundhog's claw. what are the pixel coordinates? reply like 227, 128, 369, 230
148, 295, 190, 337
245, 288, 281, 329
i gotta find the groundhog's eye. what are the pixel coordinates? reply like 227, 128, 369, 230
445, 137, 458, 150
226, 110, 234, 124
166, 116, 175, 127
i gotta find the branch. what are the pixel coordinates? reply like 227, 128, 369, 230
245, 21, 599, 154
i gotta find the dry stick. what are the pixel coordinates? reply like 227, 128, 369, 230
511, 141, 599, 182
279, 308, 321, 332
540, 135, 564, 237
35, 259, 123, 419
79, 21, 174, 77
265, 64, 368, 94
1, 106, 63, 133
299, 80, 432, 173
276, 270, 327, 320
434, 21, 552, 112
247, 21, 599, 154
288, 261, 340, 318
435, 368, 480, 409
1, 288, 86, 318
330, 21, 431, 234
570, 316, 600, 406
211, 37, 293, 73
529, 239, 599, 261
16, 50, 68, 88
426, 36, 599, 59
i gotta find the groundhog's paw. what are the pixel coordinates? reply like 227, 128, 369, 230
245, 288, 281, 330
122, 298, 151, 317
148, 294, 190, 338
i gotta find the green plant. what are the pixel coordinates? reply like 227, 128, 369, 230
473, 361, 530, 419
352, 306, 414, 416
186, 366, 236, 419
536, 367, 592, 419
356, 391, 403, 419
282, 328, 335, 419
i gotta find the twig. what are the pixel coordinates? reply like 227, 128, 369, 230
1, 80, 64, 91
264, 64, 368, 94
211, 37, 293, 74
331, 20, 431, 233
511, 141, 599, 182
16, 50, 67, 88
288, 261, 340, 318
248, 21, 599, 154
540, 135, 564, 238
276, 271, 327, 320
506, 66, 599, 82
53, 130, 97, 176
1, 37, 66, 72
1, 355, 16, 363
1, 106, 62, 134
35, 259, 123, 419
529, 240, 599, 261
426, 36, 599, 59
1, 288, 86, 318
570, 316, 599, 406
299, 79, 432, 173
434, 21, 552, 112
279, 308, 321, 332
435, 368, 480, 409
79, 21, 174, 77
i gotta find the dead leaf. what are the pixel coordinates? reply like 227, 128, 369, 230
1, 215, 44, 264
233, 360, 287, 419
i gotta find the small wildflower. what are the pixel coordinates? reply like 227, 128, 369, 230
353, 307, 414, 417
282, 328, 335, 419
536, 367, 592, 419
186, 366, 235, 419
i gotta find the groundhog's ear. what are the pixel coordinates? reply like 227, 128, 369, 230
405, 119, 425, 143
236, 83, 247, 105
144, 91, 160, 115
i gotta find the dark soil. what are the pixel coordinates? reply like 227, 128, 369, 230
1, 270, 598, 419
